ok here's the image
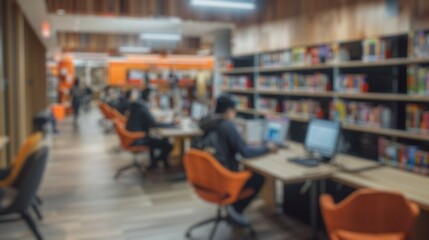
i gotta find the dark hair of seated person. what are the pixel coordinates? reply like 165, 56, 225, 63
215, 94, 236, 114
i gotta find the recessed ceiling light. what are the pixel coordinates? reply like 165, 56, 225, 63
57, 9, 66, 15
191, 0, 255, 10
140, 33, 182, 41
119, 46, 151, 53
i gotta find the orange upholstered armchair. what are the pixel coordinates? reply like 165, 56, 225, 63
183, 149, 256, 240
112, 119, 149, 179
0, 132, 44, 220
320, 189, 420, 240
0, 132, 43, 188
98, 102, 117, 133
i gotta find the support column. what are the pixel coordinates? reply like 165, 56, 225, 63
213, 29, 231, 97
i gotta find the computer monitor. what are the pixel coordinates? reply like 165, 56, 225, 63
191, 102, 208, 120
263, 116, 290, 146
304, 119, 341, 161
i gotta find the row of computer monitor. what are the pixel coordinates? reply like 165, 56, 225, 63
190, 102, 341, 162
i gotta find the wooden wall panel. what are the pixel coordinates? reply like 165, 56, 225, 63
1, 0, 47, 165
233, 0, 414, 55
412, 0, 429, 30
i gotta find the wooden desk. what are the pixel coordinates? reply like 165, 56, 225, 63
243, 143, 336, 236
151, 127, 202, 139
333, 164, 429, 211
243, 142, 429, 238
151, 124, 203, 163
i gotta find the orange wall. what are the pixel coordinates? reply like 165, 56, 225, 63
108, 55, 214, 86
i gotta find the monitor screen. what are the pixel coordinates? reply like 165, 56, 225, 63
305, 119, 341, 158
263, 116, 290, 145
191, 102, 208, 120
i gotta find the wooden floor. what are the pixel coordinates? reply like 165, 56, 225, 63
0, 109, 313, 240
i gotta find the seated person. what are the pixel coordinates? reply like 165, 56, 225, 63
199, 94, 278, 226
116, 90, 132, 115
126, 88, 178, 170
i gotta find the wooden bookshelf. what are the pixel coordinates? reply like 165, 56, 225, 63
342, 124, 429, 141
258, 89, 335, 98
258, 63, 334, 72
254, 58, 429, 73
221, 67, 255, 74
337, 57, 429, 68
336, 92, 429, 102
236, 108, 260, 115
221, 88, 255, 94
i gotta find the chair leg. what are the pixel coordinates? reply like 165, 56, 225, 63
21, 211, 44, 240
209, 219, 221, 240
186, 207, 223, 239
185, 217, 218, 238
114, 154, 142, 179
32, 202, 43, 221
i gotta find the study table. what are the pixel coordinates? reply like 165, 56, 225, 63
242, 142, 429, 237
150, 119, 203, 162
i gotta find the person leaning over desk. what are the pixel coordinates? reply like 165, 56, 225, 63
126, 88, 180, 170
198, 94, 278, 226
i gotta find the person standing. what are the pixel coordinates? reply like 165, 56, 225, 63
70, 78, 84, 125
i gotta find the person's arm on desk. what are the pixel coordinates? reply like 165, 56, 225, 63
143, 105, 178, 128
222, 121, 277, 158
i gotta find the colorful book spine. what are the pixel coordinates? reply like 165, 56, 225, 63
338, 74, 368, 93
224, 76, 252, 89
330, 100, 391, 128
378, 137, 429, 176
257, 98, 278, 112
283, 99, 323, 118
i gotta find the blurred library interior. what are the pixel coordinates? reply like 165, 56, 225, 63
1, 0, 429, 239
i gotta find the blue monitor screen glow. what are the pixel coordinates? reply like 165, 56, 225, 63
263, 117, 290, 145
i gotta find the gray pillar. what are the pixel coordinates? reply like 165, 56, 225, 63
214, 29, 231, 97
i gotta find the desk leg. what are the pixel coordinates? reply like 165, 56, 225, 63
260, 175, 277, 213
310, 181, 318, 239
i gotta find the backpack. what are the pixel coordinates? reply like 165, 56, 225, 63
191, 123, 230, 168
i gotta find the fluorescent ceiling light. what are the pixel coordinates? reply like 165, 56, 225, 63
119, 46, 151, 53
191, 0, 255, 10
140, 33, 182, 41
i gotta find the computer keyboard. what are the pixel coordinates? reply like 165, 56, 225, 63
288, 158, 320, 167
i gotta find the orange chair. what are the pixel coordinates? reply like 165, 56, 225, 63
0, 132, 43, 188
183, 149, 256, 240
112, 119, 150, 179
98, 102, 118, 133
320, 189, 420, 240
111, 109, 127, 125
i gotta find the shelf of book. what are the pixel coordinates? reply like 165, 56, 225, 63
253, 58, 429, 73
342, 123, 429, 141
336, 92, 429, 102
257, 89, 335, 97
221, 67, 255, 74
221, 88, 255, 94
337, 57, 429, 68
258, 63, 334, 73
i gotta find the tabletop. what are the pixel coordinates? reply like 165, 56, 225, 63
242, 142, 429, 210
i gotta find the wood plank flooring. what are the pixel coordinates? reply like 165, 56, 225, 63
0, 109, 313, 240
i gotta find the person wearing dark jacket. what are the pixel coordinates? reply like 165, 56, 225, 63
126, 88, 176, 170
199, 94, 278, 226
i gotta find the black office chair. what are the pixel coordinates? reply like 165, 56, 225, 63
0, 147, 49, 240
